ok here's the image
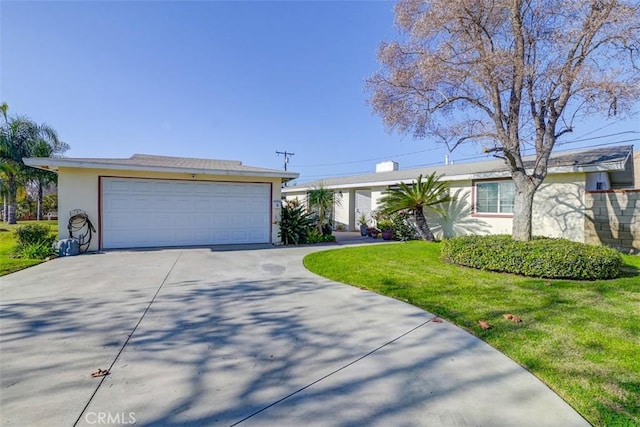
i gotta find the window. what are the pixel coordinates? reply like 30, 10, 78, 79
475, 180, 514, 214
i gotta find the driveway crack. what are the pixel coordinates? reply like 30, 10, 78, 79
73, 251, 183, 427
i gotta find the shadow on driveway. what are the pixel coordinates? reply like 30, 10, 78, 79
1, 248, 588, 427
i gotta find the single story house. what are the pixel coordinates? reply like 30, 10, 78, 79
283, 145, 639, 253
24, 154, 298, 250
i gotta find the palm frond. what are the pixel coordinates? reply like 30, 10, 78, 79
379, 172, 451, 215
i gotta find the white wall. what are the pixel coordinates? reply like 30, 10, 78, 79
449, 181, 512, 235
58, 168, 99, 249
532, 173, 586, 241
586, 172, 611, 191
441, 175, 586, 240
284, 172, 588, 241
333, 190, 351, 230
371, 187, 387, 225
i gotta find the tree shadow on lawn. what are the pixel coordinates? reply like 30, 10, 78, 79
618, 260, 640, 279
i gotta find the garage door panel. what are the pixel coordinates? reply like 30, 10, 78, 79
173, 198, 195, 211
231, 216, 244, 227
102, 178, 271, 248
131, 197, 153, 210
103, 213, 135, 228
193, 183, 211, 194
213, 230, 230, 241
247, 199, 268, 210
131, 181, 153, 192
194, 199, 212, 211
192, 214, 213, 228
152, 214, 176, 228
154, 181, 177, 193
109, 230, 172, 247
107, 180, 131, 192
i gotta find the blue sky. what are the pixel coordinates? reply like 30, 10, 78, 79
2, 1, 638, 183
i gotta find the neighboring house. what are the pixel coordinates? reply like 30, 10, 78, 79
24, 154, 298, 250
283, 145, 639, 253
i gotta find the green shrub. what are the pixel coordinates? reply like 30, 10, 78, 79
16, 241, 56, 259
390, 211, 418, 241
278, 204, 314, 245
441, 235, 623, 280
307, 229, 336, 244
14, 223, 54, 246
377, 219, 393, 231
12, 223, 56, 260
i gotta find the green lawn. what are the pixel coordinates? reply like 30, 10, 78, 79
304, 242, 640, 426
0, 221, 58, 276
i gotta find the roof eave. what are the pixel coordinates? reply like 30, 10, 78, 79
23, 158, 299, 180
283, 171, 510, 192
283, 161, 626, 192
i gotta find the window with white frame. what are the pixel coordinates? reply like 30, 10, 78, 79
475, 180, 514, 214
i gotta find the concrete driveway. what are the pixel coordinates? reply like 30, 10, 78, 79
1, 245, 588, 426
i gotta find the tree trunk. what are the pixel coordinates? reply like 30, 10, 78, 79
414, 207, 436, 242
37, 182, 43, 221
511, 172, 538, 241
7, 174, 17, 225
317, 206, 325, 234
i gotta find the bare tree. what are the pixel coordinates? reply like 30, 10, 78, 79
367, 0, 640, 240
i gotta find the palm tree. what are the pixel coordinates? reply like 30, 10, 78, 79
0, 103, 8, 122
0, 160, 15, 221
307, 186, 341, 234
378, 173, 452, 242
0, 114, 63, 224
27, 138, 68, 220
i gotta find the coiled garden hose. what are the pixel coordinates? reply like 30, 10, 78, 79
68, 209, 96, 253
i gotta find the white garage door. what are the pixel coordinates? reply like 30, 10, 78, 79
102, 178, 271, 249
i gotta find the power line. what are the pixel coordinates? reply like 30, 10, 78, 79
557, 131, 639, 146
290, 138, 639, 184
291, 130, 638, 170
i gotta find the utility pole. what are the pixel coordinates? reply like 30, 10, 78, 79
276, 150, 294, 171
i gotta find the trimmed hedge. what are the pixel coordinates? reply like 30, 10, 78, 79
441, 235, 622, 280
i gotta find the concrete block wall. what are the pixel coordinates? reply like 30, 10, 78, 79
635, 152, 640, 189
584, 190, 640, 254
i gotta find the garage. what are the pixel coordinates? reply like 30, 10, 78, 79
23, 153, 298, 251
101, 178, 271, 249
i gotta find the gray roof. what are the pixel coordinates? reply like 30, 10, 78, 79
284, 145, 633, 192
24, 153, 299, 180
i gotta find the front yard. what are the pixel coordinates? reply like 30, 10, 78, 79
0, 221, 58, 276
304, 242, 640, 426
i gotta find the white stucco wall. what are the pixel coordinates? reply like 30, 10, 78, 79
57, 168, 99, 247
586, 171, 611, 191
333, 190, 351, 230
440, 175, 586, 240
438, 175, 586, 240
283, 172, 588, 242
370, 187, 387, 225
284, 191, 306, 205
532, 173, 586, 241
58, 167, 283, 251
443, 182, 512, 236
